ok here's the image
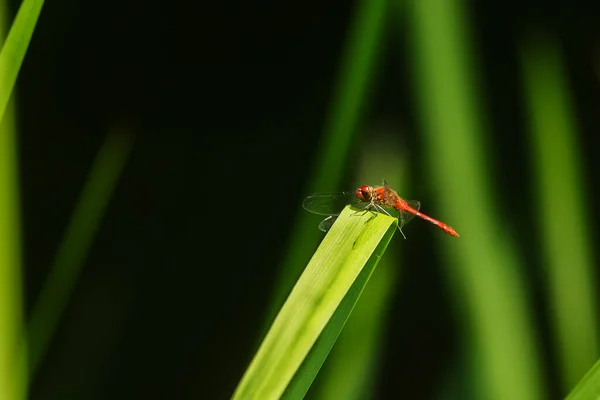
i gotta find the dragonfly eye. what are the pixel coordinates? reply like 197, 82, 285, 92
356, 185, 372, 201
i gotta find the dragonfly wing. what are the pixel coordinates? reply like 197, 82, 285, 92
399, 200, 421, 228
318, 216, 337, 232
302, 191, 357, 216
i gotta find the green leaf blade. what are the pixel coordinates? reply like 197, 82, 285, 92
565, 358, 600, 400
0, 0, 44, 122
0, 0, 45, 398
233, 207, 397, 399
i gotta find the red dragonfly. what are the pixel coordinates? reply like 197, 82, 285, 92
302, 181, 459, 239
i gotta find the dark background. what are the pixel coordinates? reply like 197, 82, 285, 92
11, 0, 600, 398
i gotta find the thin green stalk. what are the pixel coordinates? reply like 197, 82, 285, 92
24, 127, 134, 378
0, 97, 25, 400
0, 0, 45, 398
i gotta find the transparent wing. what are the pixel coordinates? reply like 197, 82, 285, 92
399, 200, 421, 228
302, 191, 358, 216
318, 216, 337, 232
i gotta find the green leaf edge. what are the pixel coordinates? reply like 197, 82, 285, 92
565, 358, 600, 400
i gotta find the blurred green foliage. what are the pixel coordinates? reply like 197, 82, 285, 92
520, 32, 598, 389
0, 4, 134, 400
409, 0, 545, 398
250, 0, 600, 399
0, 0, 598, 397
24, 128, 134, 378
0, 0, 44, 398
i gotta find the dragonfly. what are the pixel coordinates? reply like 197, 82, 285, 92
302, 181, 459, 239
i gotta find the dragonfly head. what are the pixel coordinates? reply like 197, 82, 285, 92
356, 185, 373, 202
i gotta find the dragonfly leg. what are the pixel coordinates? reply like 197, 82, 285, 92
350, 202, 377, 217
373, 204, 407, 239
350, 203, 380, 228
352, 209, 379, 225
398, 226, 407, 239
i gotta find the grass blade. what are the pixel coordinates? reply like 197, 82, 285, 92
24, 127, 134, 378
313, 132, 406, 400
0, 0, 44, 398
0, 0, 44, 122
233, 207, 397, 399
565, 359, 600, 400
519, 32, 598, 389
263, 0, 391, 331
0, 74, 25, 400
406, 0, 545, 398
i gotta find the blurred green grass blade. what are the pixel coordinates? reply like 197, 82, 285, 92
520, 33, 599, 390
302, 0, 390, 193
233, 207, 397, 400
264, 0, 391, 329
314, 132, 406, 400
565, 359, 600, 400
407, 0, 545, 399
0, 0, 44, 123
24, 127, 134, 377
0, 0, 44, 398
0, 92, 25, 400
